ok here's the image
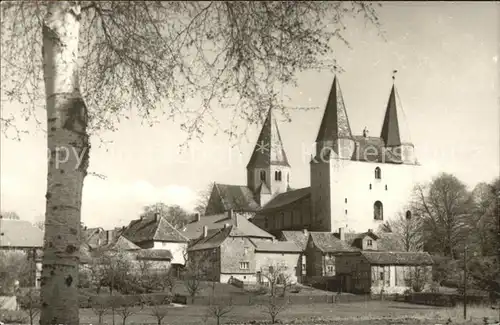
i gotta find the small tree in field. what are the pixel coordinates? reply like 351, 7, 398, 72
262, 296, 288, 324
206, 297, 233, 325
90, 297, 109, 325
184, 260, 205, 303
261, 261, 293, 297
142, 295, 173, 325
17, 288, 41, 325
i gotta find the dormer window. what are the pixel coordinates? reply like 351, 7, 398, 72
260, 170, 266, 181
275, 170, 282, 181
405, 210, 412, 220
367, 239, 373, 247
375, 167, 381, 179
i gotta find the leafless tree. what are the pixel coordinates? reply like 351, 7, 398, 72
206, 297, 234, 325
142, 295, 173, 325
141, 203, 192, 229
1, 1, 382, 323
262, 296, 288, 324
378, 210, 423, 252
113, 296, 140, 325
90, 296, 109, 325
194, 182, 215, 216
413, 173, 472, 259
261, 261, 293, 297
17, 288, 41, 325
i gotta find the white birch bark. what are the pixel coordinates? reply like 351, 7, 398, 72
40, 2, 88, 324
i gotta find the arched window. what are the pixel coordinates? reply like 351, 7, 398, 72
374, 201, 383, 220
405, 210, 412, 220
375, 167, 382, 179
260, 170, 266, 181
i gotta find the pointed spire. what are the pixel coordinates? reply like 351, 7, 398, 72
247, 107, 290, 168
380, 76, 412, 147
315, 75, 353, 143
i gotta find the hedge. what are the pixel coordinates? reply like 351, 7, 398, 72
79, 292, 183, 308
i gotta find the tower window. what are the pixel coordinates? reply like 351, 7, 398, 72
369, 184, 372, 190
374, 201, 383, 220
405, 210, 412, 220
275, 170, 282, 181
345, 198, 347, 203
375, 167, 381, 179
260, 170, 266, 181
345, 209, 347, 215
385, 185, 388, 191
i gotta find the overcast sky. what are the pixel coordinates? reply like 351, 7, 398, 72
1, 2, 498, 229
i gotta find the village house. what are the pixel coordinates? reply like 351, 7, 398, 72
187, 212, 301, 284
121, 213, 189, 266
277, 229, 311, 282
335, 251, 434, 294
0, 217, 44, 288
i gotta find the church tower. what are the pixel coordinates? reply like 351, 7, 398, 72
380, 80, 416, 164
310, 76, 355, 232
247, 107, 291, 207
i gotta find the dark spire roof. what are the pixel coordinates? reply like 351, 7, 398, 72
247, 107, 290, 168
380, 84, 412, 147
315, 76, 353, 143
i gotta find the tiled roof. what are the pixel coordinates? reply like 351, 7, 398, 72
261, 187, 310, 211
136, 249, 173, 261
182, 213, 274, 240
376, 232, 405, 251
361, 251, 434, 266
246, 107, 290, 168
279, 230, 310, 251
100, 235, 141, 251
214, 184, 260, 212
188, 227, 232, 251
309, 232, 357, 253
122, 215, 188, 244
315, 76, 353, 143
0, 219, 44, 248
251, 240, 301, 253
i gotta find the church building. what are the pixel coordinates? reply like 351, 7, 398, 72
205, 75, 419, 235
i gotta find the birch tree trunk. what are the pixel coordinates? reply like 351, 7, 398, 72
40, 2, 88, 324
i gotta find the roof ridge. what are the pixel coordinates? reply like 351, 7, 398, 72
155, 217, 189, 241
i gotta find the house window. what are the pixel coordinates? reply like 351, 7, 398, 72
244, 247, 248, 255
405, 210, 412, 220
375, 167, 381, 179
275, 170, 282, 181
287, 173, 290, 183
367, 239, 373, 247
374, 201, 383, 220
212, 249, 217, 256
260, 170, 266, 181
327, 265, 334, 273
240, 262, 249, 270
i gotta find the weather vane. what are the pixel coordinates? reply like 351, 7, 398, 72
392, 70, 398, 82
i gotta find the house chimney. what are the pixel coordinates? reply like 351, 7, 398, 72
106, 230, 114, 244
228, 209, 233, 219
368, 228, 373, 233
339, 227, 345, 241
224, 223, 229, 229
302, 229, 308, 235
203, 225, 208, 238
195, 213, 200, 222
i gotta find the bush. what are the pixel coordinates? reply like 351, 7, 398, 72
80, 293, 175, 309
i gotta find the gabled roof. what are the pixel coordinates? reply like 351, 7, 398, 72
136, 249, 173, 261
309, 232, 357, 253
100, 235, 141, 251
279, 230, 310, 251
361, 251, 434, 266
247, 107, 290, 168
251, 240, 301, 253
261, 187, 310, 211
212, 184, 260, 212
0, 219, 44, 248
183, 212, 274, 241
122, 215, 188, 244
380, 84, 412, 147
315, 76, 353, 143
188, 227, 232, 251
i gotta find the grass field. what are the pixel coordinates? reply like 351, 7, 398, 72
77, 301, 499, 325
